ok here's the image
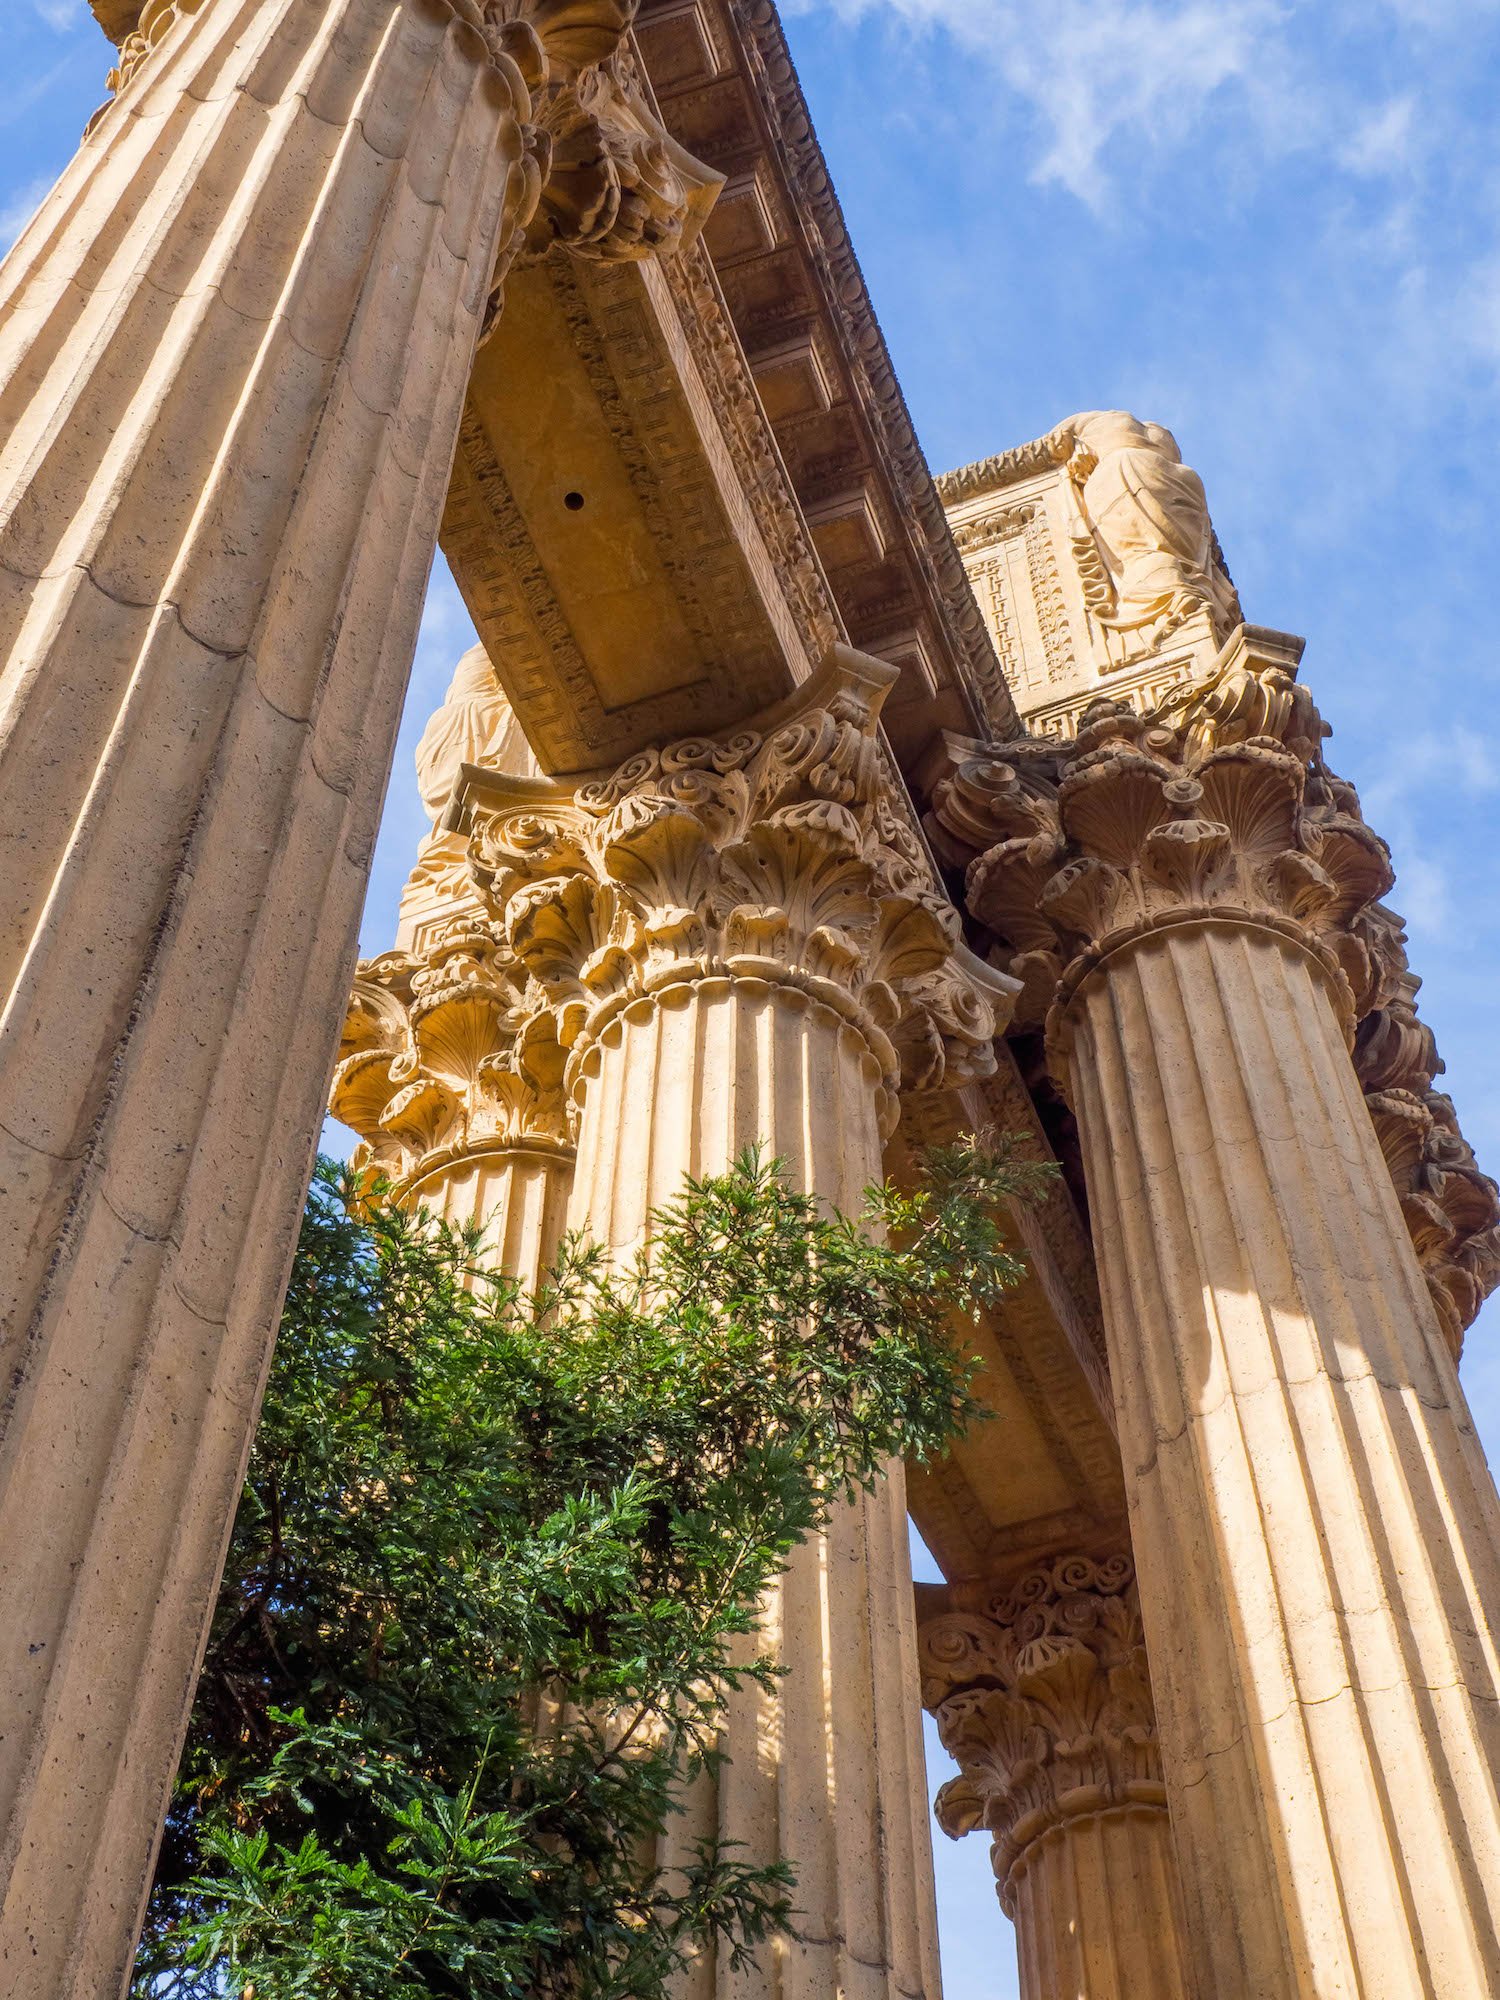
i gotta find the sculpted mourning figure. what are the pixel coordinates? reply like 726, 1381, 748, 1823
1064, 409, 1241, 652
415, 644, 539, 825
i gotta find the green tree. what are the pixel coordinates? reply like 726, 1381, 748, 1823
134, 1143, 1047, 1999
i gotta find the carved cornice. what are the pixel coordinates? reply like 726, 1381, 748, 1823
331, 920, 573, 1196
950, 506, 1036, 558
936, 431, 1074, 507
722, 0, 1018, 740
460, 650, 1015, 1135
651, 242, 843, 663
920, 1554, 1163, 1914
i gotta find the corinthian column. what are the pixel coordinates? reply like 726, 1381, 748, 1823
461, 647, 1015, 2000
952, 633, 1500, 1996
332, 921, 574, 1285
919, 1553, 1192, 2000
0, 5, 713, 1991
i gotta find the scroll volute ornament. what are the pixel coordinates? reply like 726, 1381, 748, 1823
476, 0, 724, 270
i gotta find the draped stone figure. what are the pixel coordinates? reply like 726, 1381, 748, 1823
1064, 408, 1241, 650
414, 642, 538, 822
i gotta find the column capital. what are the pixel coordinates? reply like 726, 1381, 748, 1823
919, 1554, 1163, 1916
516, 30, 723, 269
461, 648, 1016, 1136
332, 919, 574, 1198
932, 633, 1500, 1345
941, 630, 1397, 1053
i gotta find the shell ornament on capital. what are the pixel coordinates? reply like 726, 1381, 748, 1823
962, 701, 1398, 1059
929, 654, 1500, 1347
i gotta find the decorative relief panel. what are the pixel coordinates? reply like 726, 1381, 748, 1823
953, 505, 1079, 708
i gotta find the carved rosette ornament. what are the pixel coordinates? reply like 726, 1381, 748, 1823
462, 652, 1015, 1136
920, 1556, 1164, 1913
930, 628, 1500, 1351
332, 920, 572, 1198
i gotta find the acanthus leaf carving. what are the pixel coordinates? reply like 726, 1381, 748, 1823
919, 1553, 1164, 1916
331, 919, 574, 1196
465, 651, 1017, 1131
933, 627, 1499, 1350
1354, 935, 1500, 1360
959, 668, 1395, 1064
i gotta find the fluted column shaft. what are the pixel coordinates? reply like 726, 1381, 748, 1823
1009, 1807, 1188, 1999
409, 1147, 571, 1290
0, 6, 527, 1991
953, 657, 1500, 1995
566, 973, 943, 2000
1071, 919, 1500, 1996
464, 652, 1014, 2000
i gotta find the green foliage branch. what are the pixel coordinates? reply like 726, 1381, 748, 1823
134, 1141, 1050, 1999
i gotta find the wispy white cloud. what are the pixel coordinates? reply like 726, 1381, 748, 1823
0, 56, 82, 130
789, 0, 1292, 206
1337, 95, 1418, 177
1354, 731, 1500, 943
29, 0, 83, 28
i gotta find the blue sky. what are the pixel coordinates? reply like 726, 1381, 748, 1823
6, 3, 1500, 1992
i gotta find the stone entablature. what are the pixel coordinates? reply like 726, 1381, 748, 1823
938, 412, 1243, 740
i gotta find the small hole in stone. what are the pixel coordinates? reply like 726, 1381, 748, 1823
564, 491, 585, 511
